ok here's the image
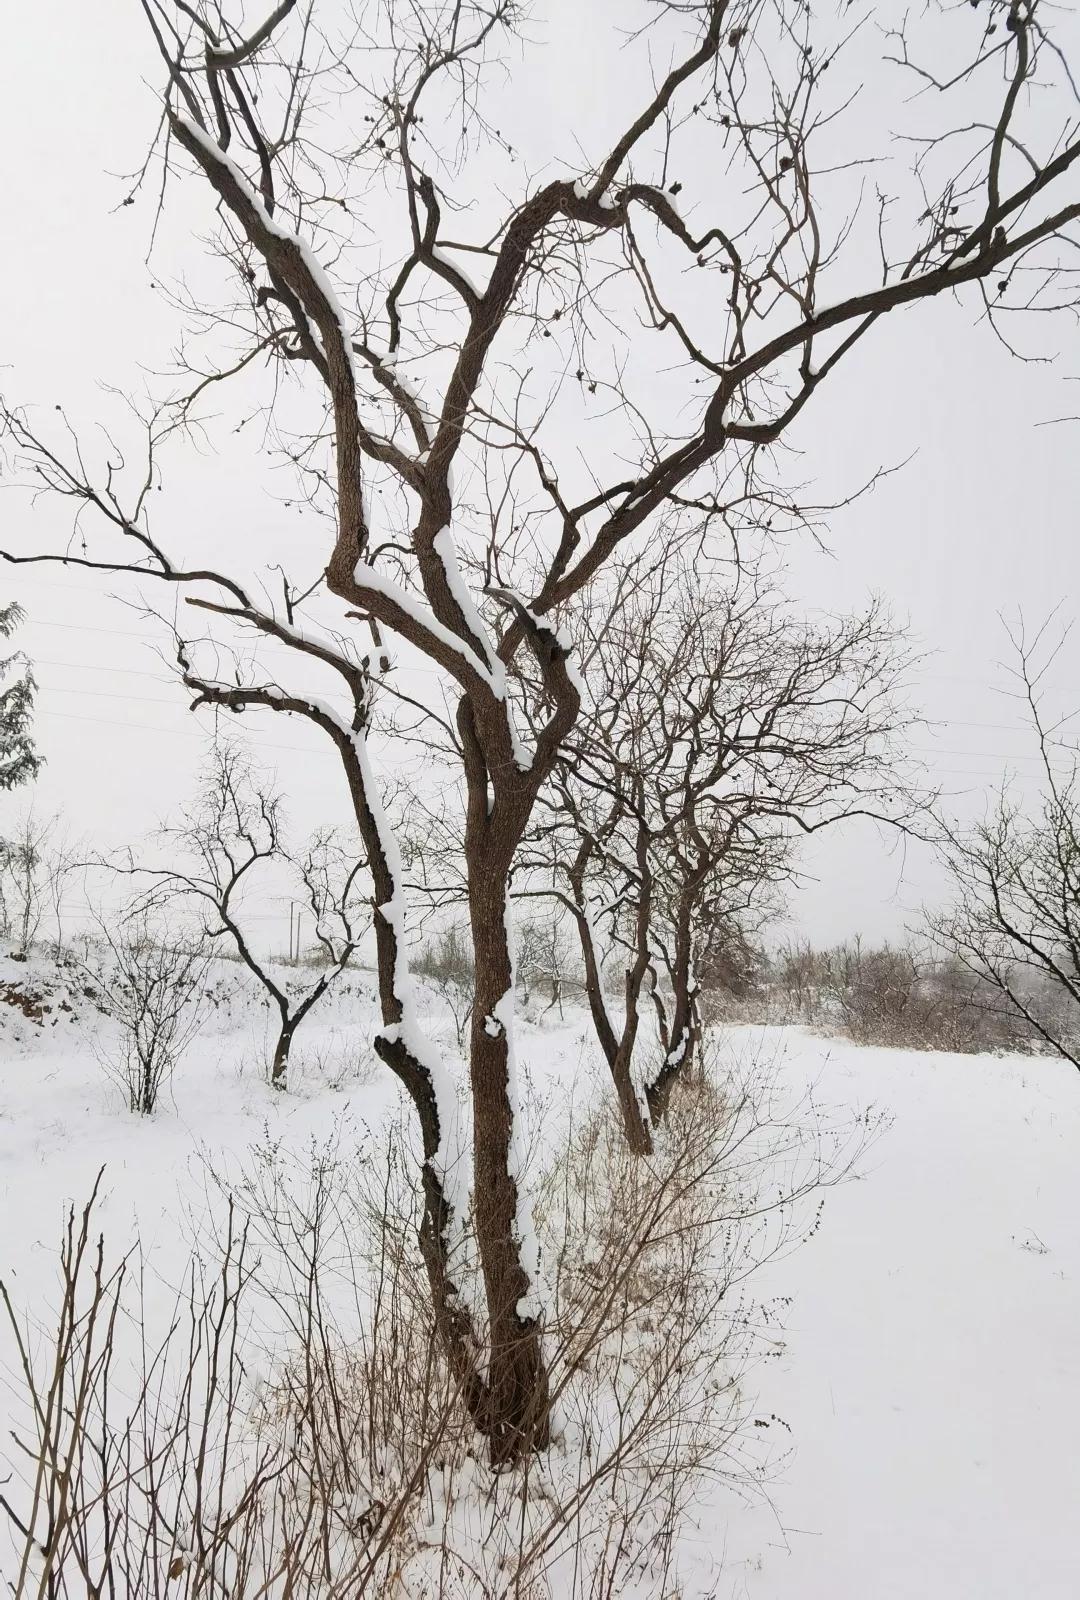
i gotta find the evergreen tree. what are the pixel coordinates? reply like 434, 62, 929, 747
0, 602, 42, 792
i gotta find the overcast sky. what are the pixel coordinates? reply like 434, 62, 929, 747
2, 0, 1078, 953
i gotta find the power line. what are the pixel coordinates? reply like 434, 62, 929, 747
24, 617, 450, 680
22, 616, 1072, 717
19, 614, 1076, 756
923, 718, 1043, 734
910, 745, 1053, 762
27, 656, 1058, 742
32, 707, 406, 778
31, 707, 1046, 783
29, 662, 1060, 735
27, 616, 166, 641
36, 705, 340, 757
34, 683, 1059, 769
40, 682, 182, 707
34, 656, 175, 681
34, 676, 356, 725
6, 572, 134, 595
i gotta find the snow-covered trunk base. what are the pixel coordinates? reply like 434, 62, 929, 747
336, 738, 492, 1435
271, 1019, 294, 1088
468, 863, 551, 1465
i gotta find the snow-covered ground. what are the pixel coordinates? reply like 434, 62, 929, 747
1, 950, 1077, 1596
721, 1033, 1080, 1598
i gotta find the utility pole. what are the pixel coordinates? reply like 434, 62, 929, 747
287, 905, 304, 964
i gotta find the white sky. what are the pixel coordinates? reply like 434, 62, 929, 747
2, 0, 1078, 953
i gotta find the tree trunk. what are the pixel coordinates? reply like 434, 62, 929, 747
336, 736, 492, 1438
335, 687, 554, 1462
610, 1032, 654, 1156
467, 861, 551, 1463
645, 894, 698, 1125
568, 860, 654, 1156
571, 900, 619, 1064
572, 906, 652, 1154
271, 1017, 294, 1088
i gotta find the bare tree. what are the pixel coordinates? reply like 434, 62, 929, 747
0, 813, 80, 961
515, 915, 571, 1017
821, 937, 925, 1044
2, 0, 1078, 1458
773, 938, 821, 1023
696, 916, 768, 1002
932, 614, 1080, 1069
134, 743, 367, 1087
414, 922, 475, 1050
79, 912, 211, 1113
523, 565, 915, 1151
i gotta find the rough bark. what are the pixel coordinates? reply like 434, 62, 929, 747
458, 685, 551, 1459
270, 1017, 294, 1088
468, 861, 550, 1461
644, 873, 704, 1125
335, 735, 493, 1437
567, 830, 656, 1156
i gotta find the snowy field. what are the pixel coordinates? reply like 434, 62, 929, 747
1, 950, 1078, 1596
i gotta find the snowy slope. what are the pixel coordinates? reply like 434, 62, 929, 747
1, 952, 1077, 1595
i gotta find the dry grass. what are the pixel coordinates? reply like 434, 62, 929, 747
0, 1042, 868, 1597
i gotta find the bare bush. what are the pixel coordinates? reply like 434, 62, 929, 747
0, 1165, 459, 1598
414, 923, 475, 1050
77, 915, 212, 1113
772, 938, 824, 1025
766, 937, 1037, 1054
932, 615, 1080, 1070
0, 812, 80, 960
822, 940, 926, 1047
515, 916, 572, 1017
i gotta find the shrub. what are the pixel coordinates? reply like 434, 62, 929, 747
414, 923, 474, 1048
77, 916, 211, 1112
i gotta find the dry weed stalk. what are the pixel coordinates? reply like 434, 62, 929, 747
1, 1045, 868, 1596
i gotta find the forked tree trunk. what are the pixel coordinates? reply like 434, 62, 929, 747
336, 712, 554, 1461
325, 584, 556, 1463
269, 980, 332, 1091
571, 904, 653, 1152
613, 825, 660, 1153
609, 1038, 654, 1155
573, 901, 619, 1061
